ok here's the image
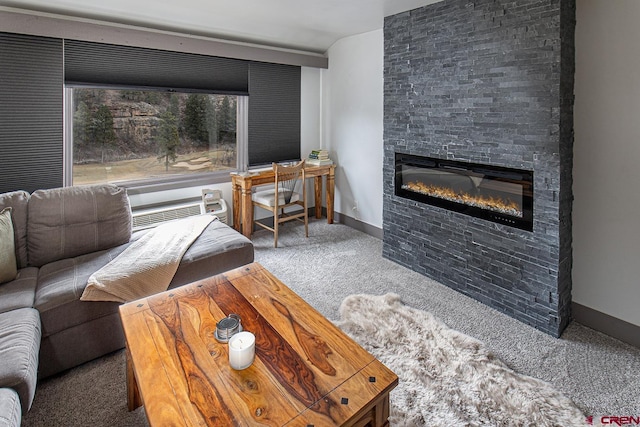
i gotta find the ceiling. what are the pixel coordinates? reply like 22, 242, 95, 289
0, 0, 441, 54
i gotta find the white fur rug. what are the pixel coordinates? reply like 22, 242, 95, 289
336, 293, 585, 427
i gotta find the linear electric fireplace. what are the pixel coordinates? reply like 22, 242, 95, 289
395, 153, 533, 231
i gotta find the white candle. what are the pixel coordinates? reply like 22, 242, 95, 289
228, 331, 255, 370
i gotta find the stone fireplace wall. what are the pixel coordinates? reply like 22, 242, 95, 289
382, 0, 575, 336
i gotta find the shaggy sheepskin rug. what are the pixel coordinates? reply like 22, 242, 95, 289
335, 293, 585, 427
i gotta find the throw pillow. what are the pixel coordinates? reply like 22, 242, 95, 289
0, 207, 18, 284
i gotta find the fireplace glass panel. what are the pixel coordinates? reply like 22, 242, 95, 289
395, 153, 533, 231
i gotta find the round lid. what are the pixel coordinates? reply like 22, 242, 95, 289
215, 314, 242, 343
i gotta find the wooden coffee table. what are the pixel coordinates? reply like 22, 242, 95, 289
119, 262, 398, 426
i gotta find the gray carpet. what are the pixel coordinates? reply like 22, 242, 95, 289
22, 220, 640, 426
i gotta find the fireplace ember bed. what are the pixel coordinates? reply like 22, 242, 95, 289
395, 153, 533, 231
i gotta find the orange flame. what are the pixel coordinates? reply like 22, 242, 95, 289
402, 181, 523, 217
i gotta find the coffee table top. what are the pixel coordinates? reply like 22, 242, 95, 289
119, 262, 398, 426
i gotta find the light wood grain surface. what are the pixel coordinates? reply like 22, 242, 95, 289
120, 262, 397, 426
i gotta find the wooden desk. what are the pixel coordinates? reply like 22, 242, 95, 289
120, 263, 398, 426
231, 163, 335, 238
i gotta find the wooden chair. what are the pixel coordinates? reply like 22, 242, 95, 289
252, 160, 308, 247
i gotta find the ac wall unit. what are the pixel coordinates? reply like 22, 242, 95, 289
131, 202, 204, 231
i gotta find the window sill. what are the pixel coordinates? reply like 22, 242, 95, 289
118, 170, 235, 196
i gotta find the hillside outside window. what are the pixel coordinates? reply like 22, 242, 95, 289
65, 87, 245, 187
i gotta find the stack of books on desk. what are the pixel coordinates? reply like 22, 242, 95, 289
307, 149, 333, 166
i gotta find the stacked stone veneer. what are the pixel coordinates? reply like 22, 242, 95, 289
382, 0, 575, 336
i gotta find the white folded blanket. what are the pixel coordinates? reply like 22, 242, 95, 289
80, 215, 216, 303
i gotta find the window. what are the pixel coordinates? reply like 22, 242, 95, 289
60, 40, 299, 188
66, 87, 246, 186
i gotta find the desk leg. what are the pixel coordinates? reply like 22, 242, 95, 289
241, 187, 253, 238
232, 181, 241, 232
326, 169, 335, 224
314, 176, 322, 219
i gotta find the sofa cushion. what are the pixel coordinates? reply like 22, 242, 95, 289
0, 209, 17, 285
0, 388, 21, 427
170, 220, 254, 287
0, 268, 38, 315
0, 191, 29, 270
27, 184, 132, 267
34, 244, 131, 338
0, 308, 40, 413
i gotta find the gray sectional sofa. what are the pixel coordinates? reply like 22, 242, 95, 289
0, 184, 254, 425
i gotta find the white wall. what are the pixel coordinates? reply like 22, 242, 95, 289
322, 30, 384, 228
573, 0, 640, 327
128, 184, 231, 208
301, 66, 322, 177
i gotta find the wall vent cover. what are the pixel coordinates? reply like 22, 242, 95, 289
132, 202, 204, 230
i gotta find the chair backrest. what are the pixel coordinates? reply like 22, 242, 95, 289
272, 160, 305, 205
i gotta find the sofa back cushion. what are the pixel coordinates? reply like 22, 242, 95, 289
27, 184, 132, 267
0, 190, 30, 269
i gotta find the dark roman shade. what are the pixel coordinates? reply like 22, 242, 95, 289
0, 33, 63, 193
248, 62, 301, 166
64, 40, 249, 95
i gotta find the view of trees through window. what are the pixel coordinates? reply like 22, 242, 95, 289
71, 88, 238, 185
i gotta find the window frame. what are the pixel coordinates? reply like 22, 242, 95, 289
63, 86, 248, 193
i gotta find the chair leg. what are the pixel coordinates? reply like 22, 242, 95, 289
274, 211, 279, 248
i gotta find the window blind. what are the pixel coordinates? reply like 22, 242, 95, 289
0, 33, 63, 193
64, 40, 249, 95
248, 62, 301, 166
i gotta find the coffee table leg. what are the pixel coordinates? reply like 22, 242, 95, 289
351, 392, 392, 427
373, 394, 392, 427
126, 347, 143, 411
